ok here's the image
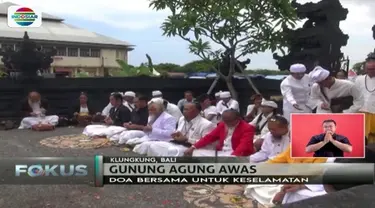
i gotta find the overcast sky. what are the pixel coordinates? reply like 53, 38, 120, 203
7, 0, 375, 69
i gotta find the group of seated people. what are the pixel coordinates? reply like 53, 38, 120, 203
17, 90, 373, 206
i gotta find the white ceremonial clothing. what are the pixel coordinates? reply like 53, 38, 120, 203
282, 185, 327, 204
80, 106, 89, 114
192, 149, 233, 157
281, 75, 314, 121
123, 101, 135, 112
83, 125, 126, 138
249, 132, 290, 163
246, 104, 262, 121
355, 75, 375, 113
131, 112, 177, 154
249, 113, 274, 141
244, 158, 335, 206
18, 101, 59, 129
216, 99, 240, 114
146, 116, 216, 156
310, 79, 364, 113
166, 103, 183, 121
117, 130, 146, 144
19, 115, 59, 129
101, 103, 113, 116
203, 106, 219, 124
192, 124, 236, 157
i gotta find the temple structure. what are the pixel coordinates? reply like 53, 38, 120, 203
273, 0, 349, 74
1, 32, 56, 78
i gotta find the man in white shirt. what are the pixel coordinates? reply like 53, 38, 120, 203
197, 94, 219, 123
249, 116, 289, 163
281, 64, 315, 121
123, 91, 136, 112
309, 67, 364, 113
142, 102, 216, 156
216, 91, 239, 115
162, 99, 183, 121
250, 100, 278, 142
355, 54, 375, 144
177, 90, 194, 111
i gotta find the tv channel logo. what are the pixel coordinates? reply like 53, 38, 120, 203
8, 6, 42, 28
15, 164, 88, 177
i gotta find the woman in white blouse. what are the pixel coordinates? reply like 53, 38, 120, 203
71, 92, 95, 126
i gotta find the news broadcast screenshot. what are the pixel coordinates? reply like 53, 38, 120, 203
1, 0, 375, 207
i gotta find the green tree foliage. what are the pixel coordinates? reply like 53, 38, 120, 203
154, 63, 181, 72
180, 60, 218, 73
115, 60, 154, 77
149, 0, 297, 98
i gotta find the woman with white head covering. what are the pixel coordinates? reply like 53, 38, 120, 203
310, 67, 364, 113
280, 63, 315, 122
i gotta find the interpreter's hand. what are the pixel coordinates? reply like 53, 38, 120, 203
282, 184, 306, 193
324, 132, 331, 143
73, 112, 79, 116
96, 112, 101, 115
184, 147, 195, 156
293, 104, 302, 110
321, 103, 330, 110
143, 125, 152, 132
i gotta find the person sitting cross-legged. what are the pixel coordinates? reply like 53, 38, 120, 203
111, 95, 149, 143
82, 93, 131, 138
128, 98, 177, 152
142, 102, 216, 156
19, 91, 59, 130
244, 145, 335, 207
184, 109, 255, 157
249, 115, 290, 163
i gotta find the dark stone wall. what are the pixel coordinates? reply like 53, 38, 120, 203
0, 77, 282, 121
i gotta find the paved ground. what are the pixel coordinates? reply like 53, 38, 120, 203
0, 127, 255, 208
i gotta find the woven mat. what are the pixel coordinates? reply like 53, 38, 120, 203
184, 185, 266, 208
40, 134, 112, 149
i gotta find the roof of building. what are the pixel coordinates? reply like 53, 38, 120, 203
0, 2, 134, 48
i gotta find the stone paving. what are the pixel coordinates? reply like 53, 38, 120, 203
0, 127, 261, 208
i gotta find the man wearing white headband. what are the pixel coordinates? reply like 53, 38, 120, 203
152, 90, 163, 98
123, 91, 136, 112
216, 91, 239, 115
280, 63, 315, 121
310, 67, 364, 113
